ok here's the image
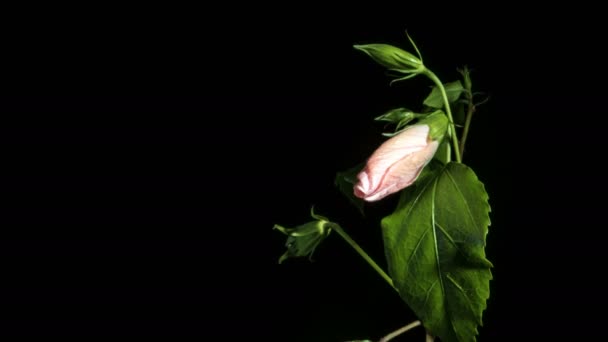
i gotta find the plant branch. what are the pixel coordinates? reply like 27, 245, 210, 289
332, 224, 395, 290
459, 93, 475, 160
378, 320, 421, 342
422, 69, 462, 163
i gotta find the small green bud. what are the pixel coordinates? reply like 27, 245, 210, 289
273, 207, 334, 264
374, 107, 417, 124
354, 44, 423, 71
354, 32, 425, 84
458, 65, 472, 92
376, 108, 427, 137
354, 44, 424, 77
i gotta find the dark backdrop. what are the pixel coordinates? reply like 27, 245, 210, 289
1, 5, 603, 340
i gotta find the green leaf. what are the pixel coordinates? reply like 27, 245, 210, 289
335, 163, 365, 215
423, 80, 465, 109
381, 161, 492, 342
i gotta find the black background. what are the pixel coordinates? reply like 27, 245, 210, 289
1, 5, 603, 340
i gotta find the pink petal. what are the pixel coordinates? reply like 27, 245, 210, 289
373, 140, 439, 200
354, 125, 439, 202
363, 125, 429, 192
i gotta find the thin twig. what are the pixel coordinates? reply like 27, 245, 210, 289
459, 95, 475, 160
378, 320, 422, 342
332, 224, 395, 290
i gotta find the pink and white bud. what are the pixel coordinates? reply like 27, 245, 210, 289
354, 124, 439, 202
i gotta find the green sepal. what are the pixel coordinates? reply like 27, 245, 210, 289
417, 110, 448, 141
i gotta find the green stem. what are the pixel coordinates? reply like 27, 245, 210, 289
332, 224, 395, 290
378, 320, 421, 342
422, 69, 462, 163
459, 94, 475, 160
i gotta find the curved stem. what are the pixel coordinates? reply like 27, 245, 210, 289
378, 320, 421, 342
425, 332, 435, 342
332, 224, 395, 290
422, 69, 462, 163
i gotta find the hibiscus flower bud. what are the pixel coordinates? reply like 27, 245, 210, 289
354, 113, 448, 202
273, 207, 334, 264
354, 44, 424, 74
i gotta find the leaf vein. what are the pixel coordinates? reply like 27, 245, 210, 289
446, 273, 477, 319
406, 227, 431, 270
445, 168, 481, 235
423, 279, 438, 308
431, 175, 458, 338
435, 222, 456, 246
